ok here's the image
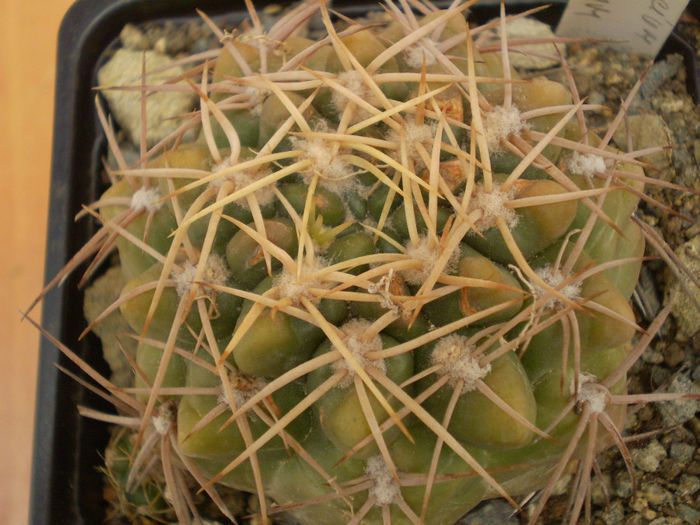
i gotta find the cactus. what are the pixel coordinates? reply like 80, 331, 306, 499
30, 1, 699, 524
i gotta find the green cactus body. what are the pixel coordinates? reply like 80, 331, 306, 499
58, 2, 689, 524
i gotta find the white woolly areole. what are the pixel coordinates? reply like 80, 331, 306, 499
172, 254, 230, 298
468, 184, 518, 231
388, 119, 436, 171
210, 160, 276, 208
404, 121, 435, 144
572, 373, 609, 414
244, 86, 265, 116
404, 41, 437, 69
274, 259, 328, 305
365, 455, 401, 506
431, 334, 491, 391
332, 319, 385, 388
291, 132, 354, 193
331, 70, 377, 120
401, 236, 459, 286
533, 265, 581, 310
484, 105, 526, 151
568, 151, 607, 178
130, 186, 163, 213
218, 374, 267, 409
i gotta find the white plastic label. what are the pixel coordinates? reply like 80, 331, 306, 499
556, 0, 690, 57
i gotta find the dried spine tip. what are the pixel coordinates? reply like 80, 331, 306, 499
484, 105, 525, 151
402, 236, 459, 286
431, 334, 490, 391
152, 404, 174, 435
130, 186, 163, 213
568, 151, 607, 178
533, 265, 581, 310
365, 455, 401, 506
152, 414, 171, 435
172, 254, 230, 298
367, 268, 402, 316
332, 319, 385, 388
573, 373, 609, 414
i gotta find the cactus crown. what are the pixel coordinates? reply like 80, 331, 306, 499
28, 1, 699, 524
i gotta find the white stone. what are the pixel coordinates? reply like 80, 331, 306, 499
498, 17, 565, 70
668, 235, 700, 340
97, 48, 197, 147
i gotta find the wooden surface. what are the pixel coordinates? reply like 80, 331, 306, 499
0, 0, 77, 523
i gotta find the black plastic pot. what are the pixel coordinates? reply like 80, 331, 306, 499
30, 1, 696, 523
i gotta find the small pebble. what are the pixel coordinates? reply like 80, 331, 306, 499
154, 37, 168, 54
660, 457, 685, 480
670, 442, 695, 464
648, 519, 683, 525
664, 344, 686, 367
677, 503, 700, 525
687, 460, 700, 476
658, 372, 700, 427
637, 404, 656, 423
643, 347, 665, 364
652, 366, 672, 387
551, 472, 572, 496
625, 514, 644, 525
642, 482, 671, 506
659, 98, 685, 113
457, 499, 518, 525
630, 495, 648, 513
494, 17, 564, 70
631, 440, 667, 472
587, 90, 605, 106
606, 71, 624, 85
678, 474, 700, 496
97, 48, 198, 147
599, 500, 625, 524
689, 417, 700, 441
668, 236, 700, 341
614, 470, 633, 498
638, 55, 683, 101
120, 23, 150, 50
590, 479, 608, 505
612, 114, 672, 169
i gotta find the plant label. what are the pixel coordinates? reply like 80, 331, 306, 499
556, 0, 690, 57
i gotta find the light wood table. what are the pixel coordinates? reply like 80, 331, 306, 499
0, 0, 77, 523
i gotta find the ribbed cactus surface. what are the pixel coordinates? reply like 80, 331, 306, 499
38, 1, 691, 524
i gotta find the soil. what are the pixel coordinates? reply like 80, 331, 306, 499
95, 4, 700, 525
